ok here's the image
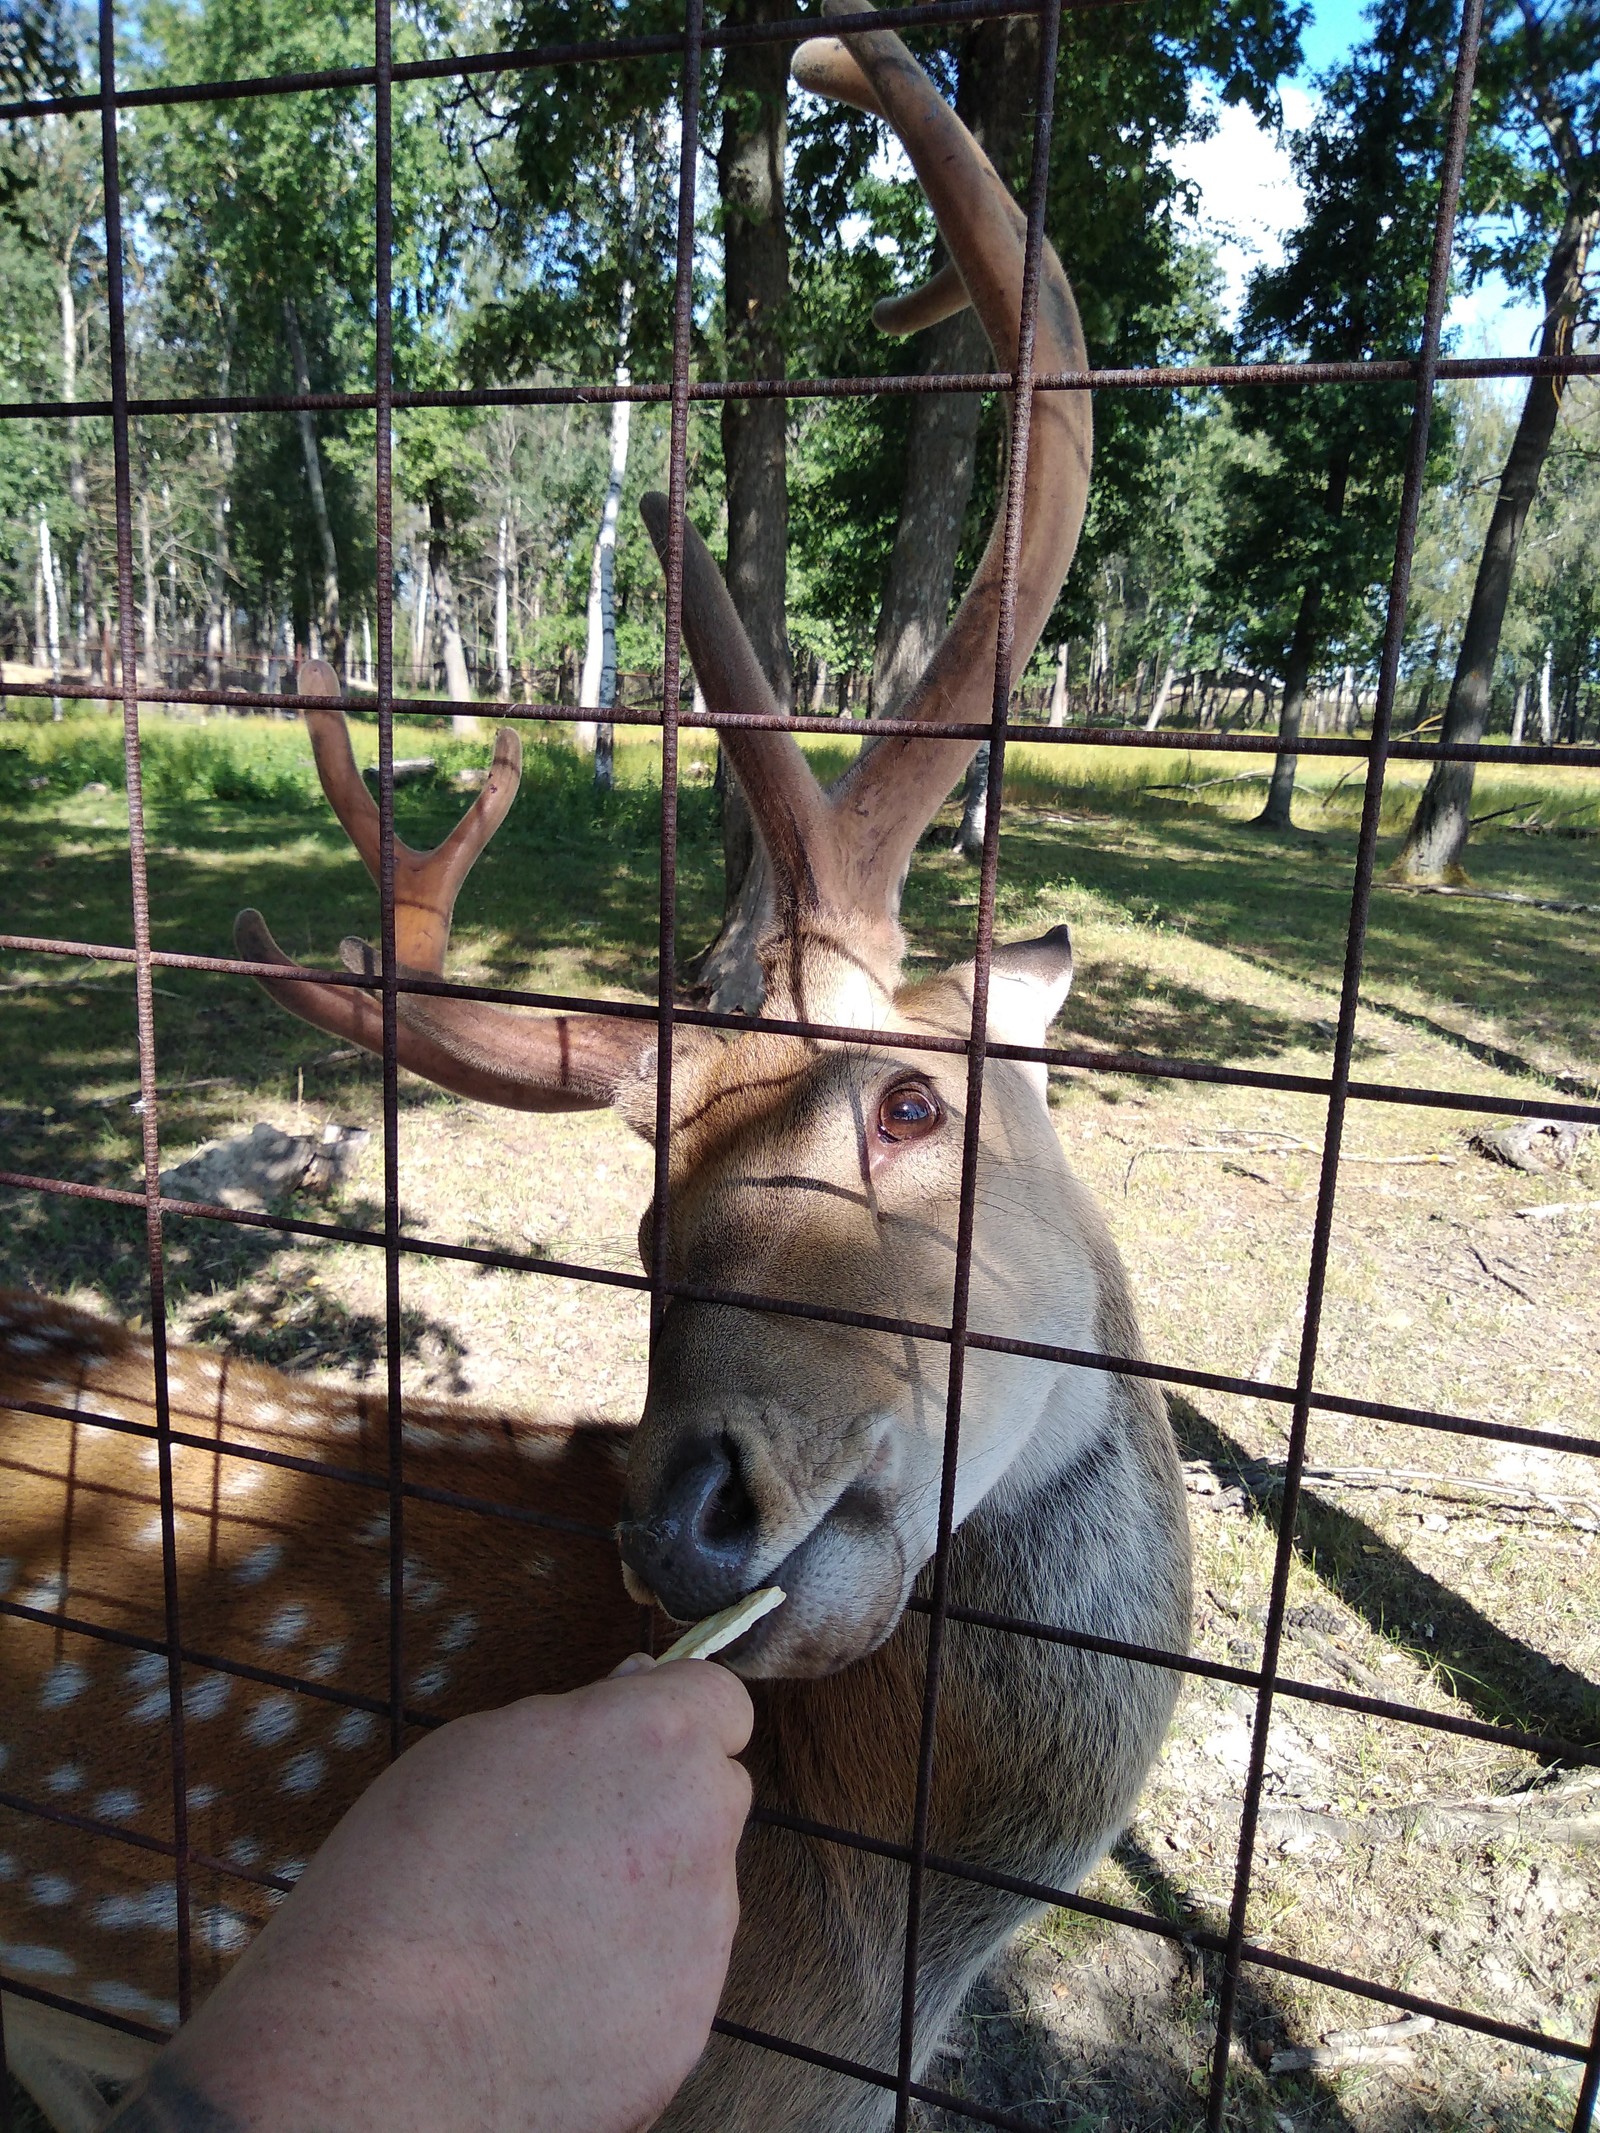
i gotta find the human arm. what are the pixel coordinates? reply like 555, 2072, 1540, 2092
105, 1659, 753, 2133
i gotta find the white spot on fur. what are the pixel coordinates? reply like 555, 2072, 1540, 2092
92, 1885, 178, 1933
185, 1675, 232, 1722
0, 1558, 17, 1595
331, 1708, 378, 1750
281, 1749, 328, 1797
305, 1641, 346, 1680
127, 1651, 166, 1689
28, 1873, 74, 1908
223, 1465, 264, 1498
44, 1764, 84, 1796
136, 1517, 166, 1550
20, 1571, 64, 1610
198, 1904, 252, 1954
130, 1688, 170, 1723
0, 1851, 16, 1880
275, 1857, 306, 1883
224, 1836, 262, 1867
357, 1511, 390, 1548
261, 1602, 309, 1649
0, 1940, 76, 1977
8, 1335, 47, 1356
411, 1665, 449, 1700
93, 1788, 141, 1822
243, 1694, 298, 1747
437, 1609, 478, 1655
234, 1543, 284, 1586
39, 1660, 89, 1709
186, 1783, 219, 1812
89, 1981, 179, 2028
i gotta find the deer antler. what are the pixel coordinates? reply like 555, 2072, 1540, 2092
235, 662, 658, 1111
644, 0, 1090, 980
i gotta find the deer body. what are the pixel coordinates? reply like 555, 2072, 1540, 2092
3, 9, 1190, 2124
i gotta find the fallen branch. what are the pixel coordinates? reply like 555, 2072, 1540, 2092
1517, 1198, 1600, 1220
1270, 2013, 1432, 2074
1468, 1242, 1538, 1304
1387, 883, 1600, 917
1192, 1458, 1600, 1528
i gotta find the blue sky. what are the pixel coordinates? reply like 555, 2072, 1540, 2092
1172, 0, 1545, 355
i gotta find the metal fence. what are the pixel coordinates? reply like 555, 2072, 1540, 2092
2, 0, 1599, 2127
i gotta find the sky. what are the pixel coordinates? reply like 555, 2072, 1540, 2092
1170, 0, 1546, 356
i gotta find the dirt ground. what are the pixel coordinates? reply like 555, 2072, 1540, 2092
4, 766, 1598, 2132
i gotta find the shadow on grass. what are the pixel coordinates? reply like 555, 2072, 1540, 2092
1170, 1396, 1600, 1755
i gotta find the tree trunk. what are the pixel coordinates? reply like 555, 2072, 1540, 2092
494, 514, 512, 698
694, 0, 794, 1008
1047, 642, 1069, 725
1254, 583, 1321, 830
1539, 645, 1553, 744
577, 335, 632, 783
427, 491, 476, 728
1393, 200, 1596, 882
38, 509, 62, 716
411, 556, 430, 691
953, 740, 991, 860
1509, 675, 1527, 745
283, 297, 342, 667
137, 488, 158, 681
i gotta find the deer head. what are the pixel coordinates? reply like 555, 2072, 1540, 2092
235, 0, 1095, 1679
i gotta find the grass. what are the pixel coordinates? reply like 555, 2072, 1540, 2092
3, 705, 1598, 2132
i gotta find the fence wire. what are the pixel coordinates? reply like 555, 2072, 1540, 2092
2, 0, 1598, 2130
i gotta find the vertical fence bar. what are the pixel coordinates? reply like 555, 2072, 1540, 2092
892, 6, 1062, 2123
1202, 0, 1486, 2117
647, 0, 705, 1326
96, 0, 194, 2020
372, 0, 406, 1761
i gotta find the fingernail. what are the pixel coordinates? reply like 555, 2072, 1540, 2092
609, 1652, 657, 1679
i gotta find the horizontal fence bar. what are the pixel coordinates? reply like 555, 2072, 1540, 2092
0, 1972, 169, 2046
4, 1389, 618, 1538
911, 1603, 1600, 1761
3, 677, 1598, 773
5, 1166, 1600, 1464
11, 1393, 1598, 1761
2, 939, 1595, 1123
0, 0, 1099, 122
3, 350, 1597, 425
0, 1595, 447, 1734
0, 1783, 295, 1897
748, 1807, 1593, 2061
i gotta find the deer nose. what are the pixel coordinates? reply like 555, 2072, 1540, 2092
618, 1439, 759, 1623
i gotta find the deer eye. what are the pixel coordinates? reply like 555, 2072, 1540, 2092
876, 1081, 943, 1146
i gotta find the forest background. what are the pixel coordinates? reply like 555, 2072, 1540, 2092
1, 0, 1596, 933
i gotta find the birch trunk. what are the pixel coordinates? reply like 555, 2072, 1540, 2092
39, 509, 62, 717
1539, 646, 1553, 744
577, 285, 634, 787
138, 489, 157, 678
1047, 643, 1069, 725
494, 515, 511, 697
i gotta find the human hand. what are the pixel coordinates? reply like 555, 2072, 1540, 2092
114, 1660, 753, 2133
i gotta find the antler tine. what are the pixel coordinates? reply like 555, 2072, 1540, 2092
795, 2, 1092, 914
293, 658, 523, 975
639, 492, 845, 925
235, 663, 658, 1114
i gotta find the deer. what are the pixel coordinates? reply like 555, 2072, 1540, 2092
0, 7, 1191, 2129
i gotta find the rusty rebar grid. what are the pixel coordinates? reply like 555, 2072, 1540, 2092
3, 0, 1598, 2126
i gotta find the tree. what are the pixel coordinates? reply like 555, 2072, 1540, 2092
1213, 0, 1458, 830
1394, 0, 1599, 879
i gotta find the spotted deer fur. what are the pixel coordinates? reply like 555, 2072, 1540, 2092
2, 8, 1189, 2125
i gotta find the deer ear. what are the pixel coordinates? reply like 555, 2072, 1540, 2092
926, 926, 1071, 1106
984, 925, 1074, 1048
